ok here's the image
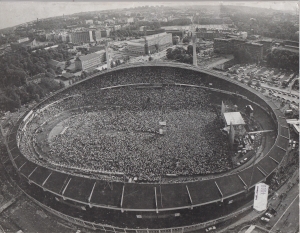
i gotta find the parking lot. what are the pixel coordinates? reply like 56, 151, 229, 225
227, 64, 299, 107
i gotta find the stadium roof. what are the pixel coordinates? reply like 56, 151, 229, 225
223, 112, 245, 126
8, 63, 289, 214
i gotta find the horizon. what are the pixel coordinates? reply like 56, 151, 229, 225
0, 1, 298, 30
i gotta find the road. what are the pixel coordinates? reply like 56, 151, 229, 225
218, 168, 299, 233
269, 191, 299, 233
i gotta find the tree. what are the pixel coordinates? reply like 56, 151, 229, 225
47, 68, 56, 76
65, 60, 71, 68
187, 45, 193, 55
148, 56, 153, 61
59, 81, 65, 88
166, 48, 173, 59
56, 67, 63, 74
247, 80, 253, 86
255, 82, 261, 88
182, 37, 190, 44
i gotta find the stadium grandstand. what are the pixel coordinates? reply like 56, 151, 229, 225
1, 62, 289, 232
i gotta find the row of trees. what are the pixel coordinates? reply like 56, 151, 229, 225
166, 46, 193, 64
0, 45, 71, 88
0, 78, 64, 112
230, 11, 299, 41
266, 49, 299, 73
0, 46, 71, 112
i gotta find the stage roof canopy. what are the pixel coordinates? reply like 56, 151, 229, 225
223, 112, 245, 126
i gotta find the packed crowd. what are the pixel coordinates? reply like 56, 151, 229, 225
19, 67, 234, 182
44, 86, 232, 181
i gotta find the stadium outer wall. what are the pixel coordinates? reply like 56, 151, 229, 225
3, 62, 289, 231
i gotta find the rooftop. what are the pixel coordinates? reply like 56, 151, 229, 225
274, 46, 299, 53
129, 32, 170, 44
245, 42, 263, 46
77, 53, 101, 62
48, 59, 65, 67
223, 112, 246, 125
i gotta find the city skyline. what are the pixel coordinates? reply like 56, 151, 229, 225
0, 1, 298, 30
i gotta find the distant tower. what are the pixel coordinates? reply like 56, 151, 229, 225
192, 35, 197, 66
105, 40, 110, 69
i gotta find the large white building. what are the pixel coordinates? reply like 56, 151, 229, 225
125, 32, 172, 55
75, 51, 105, 71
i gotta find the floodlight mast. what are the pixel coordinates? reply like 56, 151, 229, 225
248, 129, 274, 190
105, 40, 110, 70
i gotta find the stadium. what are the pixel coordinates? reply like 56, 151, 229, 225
3, 62, 289, 232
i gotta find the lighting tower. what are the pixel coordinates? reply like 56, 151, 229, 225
192, 35, 197, 66
105, 40, 110, 70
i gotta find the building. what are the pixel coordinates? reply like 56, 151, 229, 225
26, 73, 44, 84
213, 38, 232, 54
243, 42, 264, 61
46, 33, 55, 41
94, 30, 102, 41
127, 17, 134, 23
232, 38, 247, 51
146, 32, 172, 53
145, 29, 166, 36
75, 51, 105, 71
214, 38, 264, 60
126, 41, 145, 55
283, 40, 299, 48
11, 39, 44, 51
17, 37, 30, 43
48, 59, 66, 71
164, 29, 184, 39
196, 30, 223, 40
114, 25, 122, 31
61, 33, 69, 42
125, 32, 172, 55
256, 39, 273, 55
69, 31, 93, 44
85, 20, 94, 25
139, 26, 146, 32
273, 45, 299, 54
222, 112, 246, 136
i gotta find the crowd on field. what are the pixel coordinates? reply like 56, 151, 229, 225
19, 67, 234, 182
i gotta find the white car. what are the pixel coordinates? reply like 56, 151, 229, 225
261, 217, 270, 222
206, 226, 216, 232
265, 213, 273, 218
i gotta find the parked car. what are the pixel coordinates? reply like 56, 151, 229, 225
265, 213, 273, 218
261, 217, 270, 222
206, 226, 216, 232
